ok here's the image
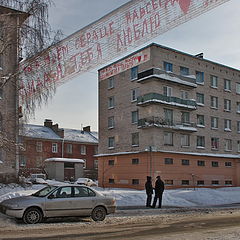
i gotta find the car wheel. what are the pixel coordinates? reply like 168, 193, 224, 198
23, 207, 43, 224
91, 206, 106, 221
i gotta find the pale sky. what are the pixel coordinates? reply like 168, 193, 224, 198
29, 0, 240, 131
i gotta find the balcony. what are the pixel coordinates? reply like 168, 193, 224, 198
138, 117, 197, 132
137, 93, 197, 110
137, 68, 197, 87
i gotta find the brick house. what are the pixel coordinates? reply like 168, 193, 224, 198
98, 43, 240, 190
19, 119, 98, 180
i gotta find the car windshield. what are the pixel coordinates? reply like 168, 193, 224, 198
32, 185, 57, 197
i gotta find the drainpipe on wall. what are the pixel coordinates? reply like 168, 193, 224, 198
61, 138, 64, 158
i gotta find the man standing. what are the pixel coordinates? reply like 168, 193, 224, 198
152, 176, 165, 208
145, 176, 153, 207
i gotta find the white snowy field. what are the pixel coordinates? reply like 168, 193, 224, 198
1, 181, 240, 207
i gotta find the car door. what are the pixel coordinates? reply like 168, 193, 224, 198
44, 186, 74, 217
70, 186, 97, 216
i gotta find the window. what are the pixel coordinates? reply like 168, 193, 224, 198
52, 143, 58, 153
108, 137, 115, 149
83, 159, 87, 168
164, 158, 173, 164
197, 180, 204, 186
238, 141, 240, 152
225, 162, 232, 167
211, 137, 219, 150
108, 77, 114, 89
182, 180, 189, 185
74, 186, 96, 197
224, 79, 231, 91
53, 187, 72, 198
131, 66, 138, 80
212, 161, 219, 167
181, 111, 190, 124
36, 156, 43, 167
225, 139, 232, 151
108, 116, 115, 129
66, 144, 73, 154
108, 96, 115, 109
211, 117, 218, 129
196, 71, 204, 84
181, 90, 188, 100
19, 155, 26, 167
80, 145, 86, 155
94, 160, 98, 169
224, 119, 231, 131
131, 111, 138, 124
210, 96, 218, 109
182, 159, 190, 165
210, 75, 218, 88
225, 180, 232, 185
197, 136, 205, 148
108, 160, 114, 166
197, 115, 205, 127
237, 121, 240, 133
164, 132, 173, 145
197, 160, 205, 166
132, 158, 139, 164
94, 146, 98, 155
36, 142, 42, 152
131, 88, 139, 102
196, 93, 204, 105
180, 66, 189, 76
109, 179, 115, 184
163, 86, 172, 96
132, 132, 139, 146
163, 61, 173, 72
212, 180, 219, 185
224, 99, 231, 111
181, 134, 190, 147
164, 108, 173, 125
237, 102, 240, 113
165, 180, 173, 185
236, 83, 240, 94
132, 179, 139, 185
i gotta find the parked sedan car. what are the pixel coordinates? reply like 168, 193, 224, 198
0, 184, 116, 224
75, 178, 97, 187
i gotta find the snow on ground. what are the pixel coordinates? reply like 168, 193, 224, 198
1, 181, 240, 207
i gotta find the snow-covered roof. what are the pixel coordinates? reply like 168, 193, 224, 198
22, 124, 61, 140
63, 128, 98, 144
21, 124, 98, 144
45, 158, 85, 163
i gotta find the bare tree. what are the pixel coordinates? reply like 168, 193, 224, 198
0, 1, 62, 181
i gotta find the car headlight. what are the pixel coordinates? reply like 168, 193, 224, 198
8, 204, 20, 209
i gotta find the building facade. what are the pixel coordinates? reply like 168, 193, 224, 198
98, 43, 240, 189
19, 119, 98, 180
0, 6, 28, 182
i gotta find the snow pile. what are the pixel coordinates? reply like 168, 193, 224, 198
1, 182, 240, 207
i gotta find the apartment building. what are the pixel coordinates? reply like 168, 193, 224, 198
19, 120, 98, 180
98, 43, 240, 189
0, 6, 29, 182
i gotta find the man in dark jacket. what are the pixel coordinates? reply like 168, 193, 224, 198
145, 176, 153, 207
152, 176, 165, 208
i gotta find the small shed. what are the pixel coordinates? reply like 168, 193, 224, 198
44, 158, 84, 182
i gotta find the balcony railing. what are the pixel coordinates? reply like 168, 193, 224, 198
137, 68, 197, 87
137, 93, 197, 110
138, 117, 197, 132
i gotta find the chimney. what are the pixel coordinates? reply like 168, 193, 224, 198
83, 126, 91, 132
44, 119, 53, 128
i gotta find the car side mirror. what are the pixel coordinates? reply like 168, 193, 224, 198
48, 194, 54, 199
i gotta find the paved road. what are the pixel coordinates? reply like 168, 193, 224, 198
1, 207, 240, 240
